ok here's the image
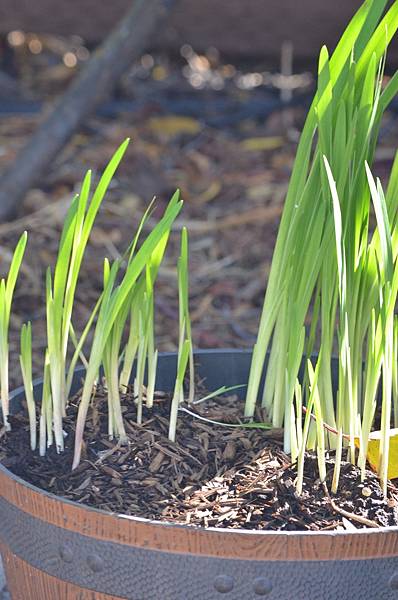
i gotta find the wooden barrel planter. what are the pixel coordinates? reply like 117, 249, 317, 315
1, 350, 398, 599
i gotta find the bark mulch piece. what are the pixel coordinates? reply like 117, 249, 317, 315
1, 387, 397, 532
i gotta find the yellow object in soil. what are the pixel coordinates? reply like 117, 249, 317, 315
354, 429, 398, 480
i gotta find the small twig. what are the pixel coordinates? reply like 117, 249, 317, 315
178, 406, 271, 433
303, 406, 351, 440
95, 441, 122, 464
322, 481, 380, 529
151, 441, 183, 462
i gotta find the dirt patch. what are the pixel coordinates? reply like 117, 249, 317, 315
1, 386, 397, 532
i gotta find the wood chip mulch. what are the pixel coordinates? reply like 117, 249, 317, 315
1, 385, 397, 532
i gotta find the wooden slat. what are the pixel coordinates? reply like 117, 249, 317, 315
1, 466, 398, 562
0, 544, 124, 600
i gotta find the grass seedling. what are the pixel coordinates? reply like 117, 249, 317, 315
119, 289, 141, 393
133, 302, 148, 424
39, 351, 52, 457
133, 272, 157, 419
296, 359, 321, 495
118, 201, 156, 394
102, 258, 129, 442
144, 271, 158, 410
102, 198, 176, 432
72, 191, 183, 469
168, 335, 190, 442
19, 322, 36, 450
178, 227, 194, 403
168, 227, 194, 442
45, 139, 130, 453
0, 231, 27, 429
139, 209, 178, 409
118, 200, 174, 419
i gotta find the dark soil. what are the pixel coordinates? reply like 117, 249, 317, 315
1, 386, 398, 532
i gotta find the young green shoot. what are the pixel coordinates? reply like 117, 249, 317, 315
102, 258, 129, 442
167, 227, 195, 442
19, 322, 36, 450
72, 191, 183, 469
178, 227, 194, 403
45, 138, 130, 453
168, 335, 190, 442
0, 231, 27, 429
296, 359, 321, 496
119, 290, 141, 393
119, 201, 173, 417
39, 351, 52, 457
118, 201, 156, 394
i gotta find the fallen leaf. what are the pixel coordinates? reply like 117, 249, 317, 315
148, 116, 201, 139
240, 136, 284, 152
354, 429, 398, 479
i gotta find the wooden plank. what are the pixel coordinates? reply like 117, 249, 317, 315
0, 466, 398, 562
1, 544, 125, 600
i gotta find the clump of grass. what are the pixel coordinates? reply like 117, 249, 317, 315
245, 0, 398, 495
71, 190, 183, 468
6, 140, 194, 472
45, 139, 130, 452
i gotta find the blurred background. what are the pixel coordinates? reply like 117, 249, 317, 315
0, 0, 396, 392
